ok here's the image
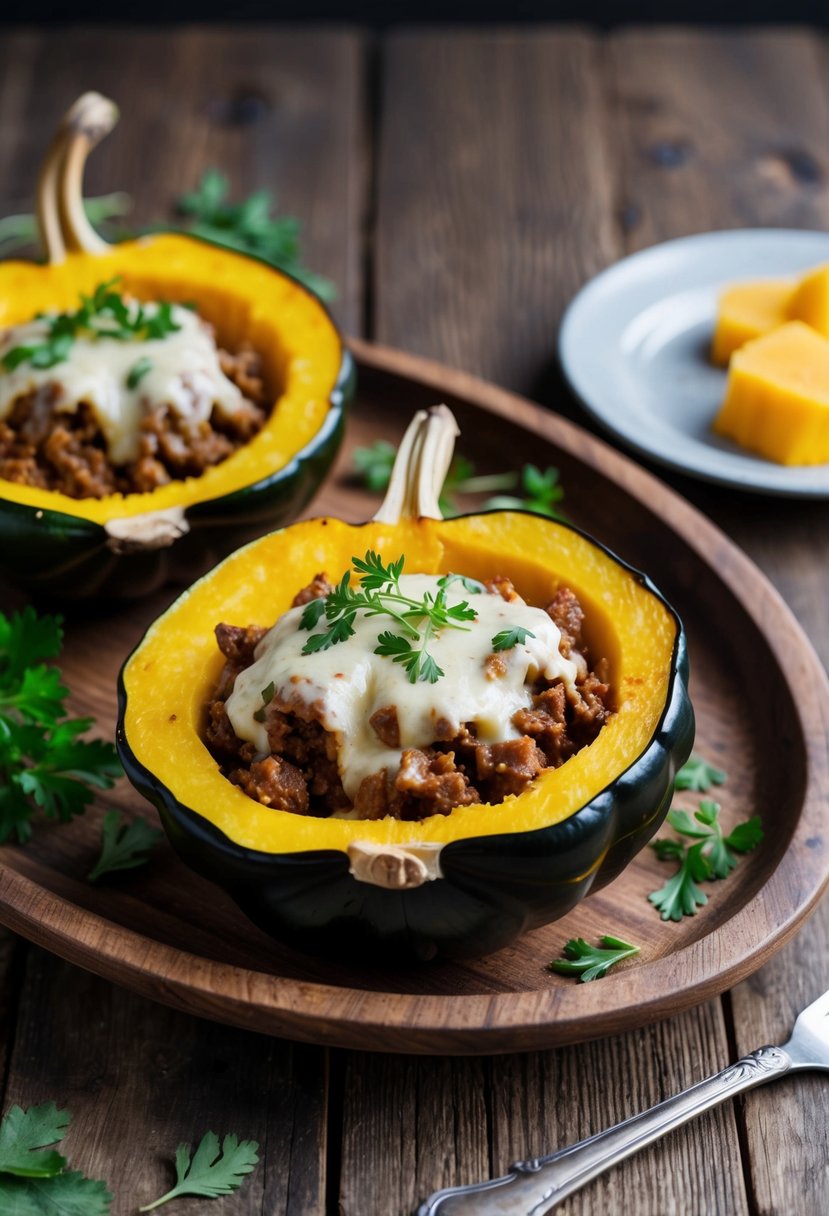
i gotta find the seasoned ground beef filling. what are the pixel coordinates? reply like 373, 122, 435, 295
205, 578, 613, 821
0, 343, 268, 499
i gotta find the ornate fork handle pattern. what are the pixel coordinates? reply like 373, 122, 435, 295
418, 1046, 792, 1215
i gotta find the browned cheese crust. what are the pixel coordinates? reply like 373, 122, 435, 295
204, 576, 613, 822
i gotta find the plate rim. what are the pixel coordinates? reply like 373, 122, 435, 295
1, 336, 827, 1055
558, 227, 829, 497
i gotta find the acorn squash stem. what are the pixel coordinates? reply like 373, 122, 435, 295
372, 403, 459, 524
57, 93, 119, 255
35, 129, 68, 264
35, 91, 119, 264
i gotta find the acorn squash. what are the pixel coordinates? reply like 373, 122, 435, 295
117, 407, 694, 960
0, 93, 352, 600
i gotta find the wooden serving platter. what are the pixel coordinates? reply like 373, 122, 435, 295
0, 340, 827, 1055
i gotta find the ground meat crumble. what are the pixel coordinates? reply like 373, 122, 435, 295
204, 576, 613, 822
0, 341, 268, 499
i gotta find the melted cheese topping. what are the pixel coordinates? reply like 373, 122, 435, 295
224, 575, 578, 803
0, 304, 245, 464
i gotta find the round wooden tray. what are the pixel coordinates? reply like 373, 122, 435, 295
1, 340, 827, 1055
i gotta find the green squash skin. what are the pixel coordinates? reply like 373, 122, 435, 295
0, 268, 354, 603
116, 531, 694, 963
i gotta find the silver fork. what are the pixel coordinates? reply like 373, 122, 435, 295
418, 985, 829, 1215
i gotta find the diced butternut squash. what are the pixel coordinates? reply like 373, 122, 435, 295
711, 280, 794, 365
786, 262, 829, 336
714, 321, 829, 465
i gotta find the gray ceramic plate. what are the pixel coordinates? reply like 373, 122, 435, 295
558, 229, 829, 496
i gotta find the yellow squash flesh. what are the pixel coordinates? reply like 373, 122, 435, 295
122, 512, 678, 854
0, 234, 343, 522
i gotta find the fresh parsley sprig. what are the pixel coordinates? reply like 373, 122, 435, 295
299, 553, 481, 684
176, 169, 335, 301
0, 171, 334, 302
352, 441, 566, 520
0, 1102, 71, 1178
549, 935, 640, 983
0, 1102, 112, 1214
492, 626, 535, 651
1, 278, 182, 375
648, 799, 763, 921
0, 193, 131, 258
352, 439, 397, 491
0, 607, 122, 843
126, 356, 154, 390
674, 753, 727, 792
484, 464, 566, 518
139, 1131, 260, 1211
87, 810, 163, 883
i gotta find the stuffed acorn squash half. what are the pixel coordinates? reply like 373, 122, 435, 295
117, 407, 694, 961
0, 93, 352, 600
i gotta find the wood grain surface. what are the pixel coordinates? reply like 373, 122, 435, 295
0, 21, 828, 1216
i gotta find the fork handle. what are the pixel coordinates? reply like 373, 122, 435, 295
418, 1045, 792, 1215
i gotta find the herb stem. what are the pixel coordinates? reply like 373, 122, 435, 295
451, 472, 518, 494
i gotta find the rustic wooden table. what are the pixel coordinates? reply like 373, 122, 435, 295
1, 23, 828, 1216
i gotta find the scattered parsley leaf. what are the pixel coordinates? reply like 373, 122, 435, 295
87, 811, 163, 883
483, 464, 566, 520
0, 1104, 70, 1178
649, 795, 764, 920
649, 837, 686, 862
302, 611, 358, 654
549, 935, 640, 983
0, 1104, 111, 1215
437, 573, 485, 595
0, 607, 63, 686
724, 817, 765, 853
126, 357, 153, 390
299, 598, 326, 630
0, 1170, 112, 1215
352, 549, 405, 591
252, 681, 276, 724
0, 194, 131, 259
0, 667, 68, 726
175, 169, 335, 302
417, 651, 444, 684
352, 440, 397, 492
674, 754, 727, 792
0, 608, 122, 842
139, 1131, 259, 1211
491, 626, 536, 652
648, 840, 711, 921
373, 631, 415, 660
374, 630, 444, 685
351, 445, 567, 520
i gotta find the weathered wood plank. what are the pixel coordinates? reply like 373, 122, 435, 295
375, 28, 616, 393
609, 27, 829, 1216
0, 25, 366, 1213
4, 949, 328, 1216
609, 28, 829, 251
339, 1054, 489, 1216
0, 929, 24, 1098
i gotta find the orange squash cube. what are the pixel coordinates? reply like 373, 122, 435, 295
786, 262, 829, 336
711, 280, 793, 365
713, 321, 829, 465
